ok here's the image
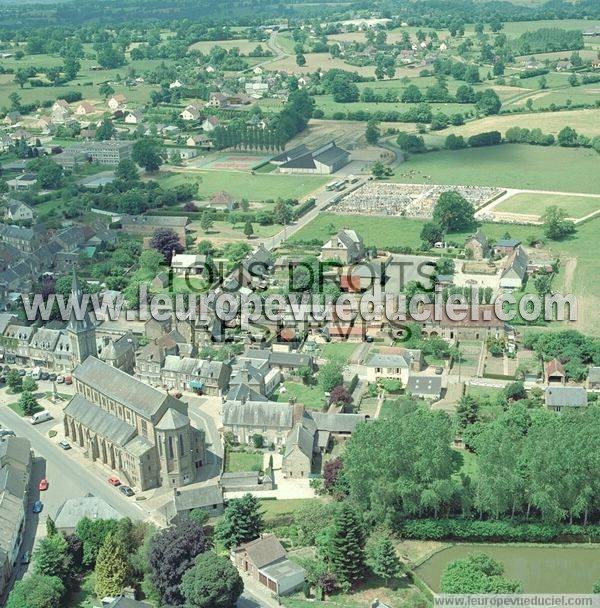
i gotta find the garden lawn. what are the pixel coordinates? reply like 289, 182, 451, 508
226, 451, 262, 472
260, 498, 322, 523
320, 342, 358, 363
496, 192, 600, 219
277, 381, 326, 409
391, 145, 600, 193
158, 170, 328, 201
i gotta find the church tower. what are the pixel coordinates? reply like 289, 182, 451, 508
67, 268, 97, 366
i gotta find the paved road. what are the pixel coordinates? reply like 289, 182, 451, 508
0, 400, 146, 522
259, 178, 367, 250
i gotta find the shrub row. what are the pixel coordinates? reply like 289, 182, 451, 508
397, 518, 600, 543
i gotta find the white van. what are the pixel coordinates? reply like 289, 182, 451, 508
31, 367, 42, 380
30, 411, 52, 425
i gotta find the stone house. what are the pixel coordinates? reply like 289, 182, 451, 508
465, 230, 488, 260
321, 229, 365, 264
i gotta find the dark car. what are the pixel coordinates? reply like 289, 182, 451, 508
58, 440, 71, 450
119, 485, 134, 497
41, 372, 49, 381
32, 500, 43, 514
48, 373, 57, 381
18, 369, 26, 377
435, 366, 444, 375
21, 551, 30, 565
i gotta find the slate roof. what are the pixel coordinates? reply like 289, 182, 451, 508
366, 353, 410, 368
276, 141, 349, 170
54, 495, 121, 530
406, 375, 443, 398
222, 401, 294, 429
587, 366, 600, 383
272, 144, 310, 163
284, 422, 314, 458
73, 357, 184, 419
155, 408, 190, 431
261, 558, 305, 582
545, 386, 588, 408
495, 238, 521, 248
65, 394, 136, 446
502, 246, 528, 280
238, 534, 287, 569
173, 483, 223, 510
307, 411, 367, 434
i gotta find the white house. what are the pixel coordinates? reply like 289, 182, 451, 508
180, 105, 201, 121
75, 102, 94, 116
201, 116, 220, 132
124, 111, 143, 125
107, 95, 126, 111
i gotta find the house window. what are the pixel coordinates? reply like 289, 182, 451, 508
179, 434, 184, 456
168, 436, 174, 458
141, 420, 148, 438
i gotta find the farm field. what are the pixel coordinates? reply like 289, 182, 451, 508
158, 170, 328, 201
390, 145, 600, 193
496, 192, 600, 219
440, 108, 600, 138
188, 38, 260, 54
266, 53, 377, 77
514, 86, 600, 110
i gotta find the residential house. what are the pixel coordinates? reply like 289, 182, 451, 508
169, 80, 183, 89
419, 304, 504, 342
135, 334, 179, 386
107, 94, 127, 111
180, 105, 202, 121
3, 199, 34, 222
545, 386, 587, 412
321, 229, 365, 264
97, 333, 136, 374
207, 191, 238, 212
232, 535, 305, 596
157, 484, 224, 525
52, 99, 70, 113
0, 436, 32, 598
465, 230, 489, 260
54, 495, 121, 534
555, 60, 573, 72
75, 102, 95, 116
171, 254, 206, 276
499, 246, 528, 290
161, 356, 231, 395
124, 111, 143, 125
186, 133, 212, 148
6, 173, 37, 192
364, 350, 421, 385
3, 112, 20, 126
0, 224, 36, 252
206, 92, 229, 108
222, 400, 297, 445
406, 375, 443, 400
201, 116, 220, 132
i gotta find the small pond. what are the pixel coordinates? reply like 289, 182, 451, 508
415, 543, 600, 593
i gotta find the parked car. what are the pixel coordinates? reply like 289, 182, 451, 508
435, 366, 444, 375
32, 500, 43, 513
18, 369, 26, 377
58, 440, 71, 450
38, 478, 49, 491
21, 551, 30, 565
0, 429, 15, 438
48, 373, 57, 381
56, 375, 64, 384
107, 476, 121, 487
119, 485, 134, 497
40, 372, 49, 381
64, 375, 73, 385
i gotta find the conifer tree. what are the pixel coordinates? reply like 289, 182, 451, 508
214, 493, 264, 549
367, 534, 403, 586
328, 503, 365, 585
94, 533, 130, 598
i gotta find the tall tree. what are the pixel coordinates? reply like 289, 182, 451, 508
149, 227, 184, 262
367, 534, 403, 586
180, 551, 244, 608
432, 191, 475, 232
149, 519, 206, 605
214, 493, 264, 549
33, 534, 72, 586
94, 533, 130, 598
6, 574, 65, 608
327, 502, 365, 585
132, 137, 163, 172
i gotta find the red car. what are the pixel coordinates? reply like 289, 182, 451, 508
107, 476, 121, 487
38, 478, 48, 491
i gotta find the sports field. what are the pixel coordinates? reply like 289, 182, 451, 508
198, 153, 270, 171
496, 192, 600, 219
391, 145, 600, 194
